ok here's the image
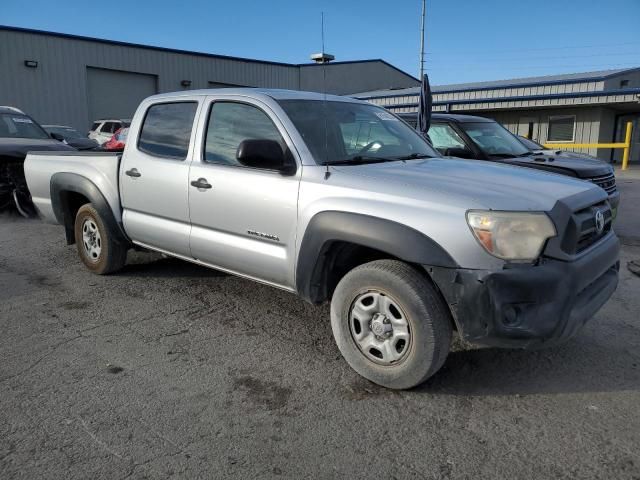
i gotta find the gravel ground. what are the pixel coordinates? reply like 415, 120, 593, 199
1, 179, 639, 479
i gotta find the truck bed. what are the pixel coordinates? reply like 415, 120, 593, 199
24, 151, 122, 224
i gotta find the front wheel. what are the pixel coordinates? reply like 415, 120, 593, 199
330, 260, 452, 389
74, 203, 127, 274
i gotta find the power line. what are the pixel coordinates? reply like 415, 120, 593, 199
427, 52, 640, 64
425, 41, 640, 56
437, 62, 640, 72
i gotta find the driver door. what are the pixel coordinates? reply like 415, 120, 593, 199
188, 96, 301, 289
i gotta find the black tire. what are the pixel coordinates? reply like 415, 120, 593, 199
74, 203, 127, 275
330, 259, 452, 389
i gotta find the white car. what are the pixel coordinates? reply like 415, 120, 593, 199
88, 118, 131, 145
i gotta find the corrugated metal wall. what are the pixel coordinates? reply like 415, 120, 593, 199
0, 28, 418, 132
299, 62, 418, 95
0, 29, 298, 130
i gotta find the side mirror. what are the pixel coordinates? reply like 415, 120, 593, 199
50, 132, 65, 142
444, 147, 475, 159
236, 139, 295, 175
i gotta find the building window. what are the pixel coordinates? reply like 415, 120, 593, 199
138, 102, 198, 160
620, 79, 629, 88
547, 115, 575, 142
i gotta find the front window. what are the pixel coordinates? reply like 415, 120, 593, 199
277, 100, 438, 165
460, 121, 531, 158
204, 102, 284, 167
0, 113, 49, 140
518, 135, 544, 151
429, 123, 467, 152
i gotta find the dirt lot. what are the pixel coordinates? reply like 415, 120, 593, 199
1, 174, 639, 479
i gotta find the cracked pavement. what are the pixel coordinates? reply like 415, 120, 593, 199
1, 175, 640, 479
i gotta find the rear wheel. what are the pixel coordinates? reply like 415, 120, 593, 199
74, 203, 127, 274
330, 260, 452, 389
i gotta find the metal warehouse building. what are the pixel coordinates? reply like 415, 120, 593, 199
355, 69, 640, 164
0, 25, 418, 132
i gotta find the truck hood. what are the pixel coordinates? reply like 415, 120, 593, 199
332, 157, 599, 211
0, 137, 76, 162
491, 153, 612, 178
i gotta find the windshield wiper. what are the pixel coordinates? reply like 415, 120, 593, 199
326, 155, 401, 166
395, 153, 435, 160
488, 153, 519, 159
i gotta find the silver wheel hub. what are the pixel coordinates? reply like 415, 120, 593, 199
82, 218, 102, 262
349, 291, 411, 365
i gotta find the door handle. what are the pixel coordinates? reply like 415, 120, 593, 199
190, 178, 212, 190
125, 168, 141, 178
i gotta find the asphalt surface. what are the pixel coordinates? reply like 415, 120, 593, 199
1, 178, 640, 479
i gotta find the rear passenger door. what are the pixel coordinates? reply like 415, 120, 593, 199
120, 99, 201, 257
187, 96, 301, 289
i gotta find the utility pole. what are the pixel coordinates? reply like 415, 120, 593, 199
419, 0, 426, 79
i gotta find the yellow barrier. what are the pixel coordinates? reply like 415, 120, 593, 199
544, 121, 633, 170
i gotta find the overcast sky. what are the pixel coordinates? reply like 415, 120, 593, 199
3, 0, 640, 85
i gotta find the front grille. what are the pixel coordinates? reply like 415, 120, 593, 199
561, 201, 612, 255
586, 172, 617, 195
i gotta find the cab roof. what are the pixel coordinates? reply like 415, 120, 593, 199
147, 88, 367, 104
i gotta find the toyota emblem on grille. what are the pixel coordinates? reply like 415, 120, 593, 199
594, 209, 605, 234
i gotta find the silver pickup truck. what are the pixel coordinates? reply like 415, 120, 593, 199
25, 89, 619, 389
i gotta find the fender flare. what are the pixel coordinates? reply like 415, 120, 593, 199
295, 211, 458, 303
50, 172, 128, 245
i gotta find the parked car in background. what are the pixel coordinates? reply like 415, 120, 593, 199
517, 135, 600, 159
43, 125, 99, 150
411, 113, 619, 215
0, 106, 75, 216
88, 118, 131, 145
103, 127, 129, 151
25, 89, 619, 389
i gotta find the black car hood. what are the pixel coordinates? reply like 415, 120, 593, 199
65, 137, 99, 150
493, 154, 612, 178
0, 137, 76, 161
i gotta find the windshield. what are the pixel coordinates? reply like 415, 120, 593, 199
277, 100, 439, 165
460, 121, 531, 157
0, 113, 50, 140
45, 126, 84, 139
45, 126, 83, 139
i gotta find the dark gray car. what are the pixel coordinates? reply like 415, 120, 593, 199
400, 113, 620, 214
43, 125, 99, 150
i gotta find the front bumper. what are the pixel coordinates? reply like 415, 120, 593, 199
429, 232, 620, 348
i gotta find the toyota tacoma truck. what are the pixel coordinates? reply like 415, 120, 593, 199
25, 89, 620, 389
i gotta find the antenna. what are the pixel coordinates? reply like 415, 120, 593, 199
321, 12, 331, 179
419, 0, 426, 79
322, 11, 325, 54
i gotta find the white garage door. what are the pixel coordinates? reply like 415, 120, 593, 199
86, 67, 157, 126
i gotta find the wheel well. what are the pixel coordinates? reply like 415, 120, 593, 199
59, 191, 90, 245
313, 241, 401, 303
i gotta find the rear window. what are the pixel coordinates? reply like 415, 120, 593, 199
0, 113, 49, 139
138, 102, 198, 160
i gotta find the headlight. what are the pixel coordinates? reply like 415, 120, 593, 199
466, 210, 556, 261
